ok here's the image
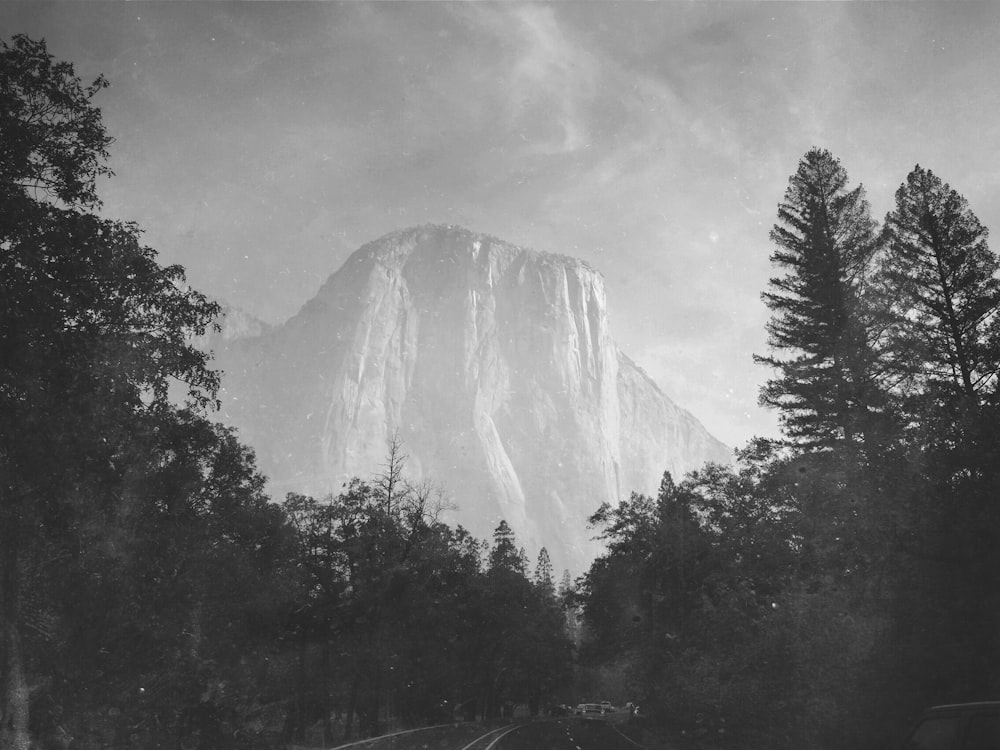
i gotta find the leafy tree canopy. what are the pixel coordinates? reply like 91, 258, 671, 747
0, 34, 112, 208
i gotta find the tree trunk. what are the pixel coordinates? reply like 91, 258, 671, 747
322, 636, 333, 745
343, 675, 359, 741
363, 674, 381, 738
1, 514, 30, 750
294, 632, 306, 742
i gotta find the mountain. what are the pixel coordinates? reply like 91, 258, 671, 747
210, 225, 730, 573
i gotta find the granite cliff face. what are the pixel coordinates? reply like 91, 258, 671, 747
212, 225, 730, 572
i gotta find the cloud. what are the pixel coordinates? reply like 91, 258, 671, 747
506, 6, 596, 154
452, 4, 604, 157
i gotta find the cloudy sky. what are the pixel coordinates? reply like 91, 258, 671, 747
5, 2, 1000, 448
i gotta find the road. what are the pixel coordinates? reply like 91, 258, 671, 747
328, 717, 648, 750
487, 718, 644, 750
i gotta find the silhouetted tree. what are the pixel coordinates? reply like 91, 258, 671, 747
881, 165, 1000, 407
488, 520, 526, 577
533, 548, 555, 599
756, 148, 885, 449
876, 166, 1000, 706
1, 34, 219, 750
0, 34, 112, 207
43, 411, 299, 750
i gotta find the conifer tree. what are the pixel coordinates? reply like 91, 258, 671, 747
756, 148, 884, 448
880, 166, 1000, 704
557, 570, 574, 598
534, 547, 555, 598
489, 520, 527, 575
882, 165, 1000, 406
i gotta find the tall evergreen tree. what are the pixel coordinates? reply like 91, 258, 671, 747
879, 166, 1000, 704
557, 570, 574, 599
756, 148, 884, 449
882, 165, 1000, 406
488, 520, 527, 576
533, 548, 555, 598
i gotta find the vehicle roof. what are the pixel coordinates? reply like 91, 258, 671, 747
927, 701, 1000, 712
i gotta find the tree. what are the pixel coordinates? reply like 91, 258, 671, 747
557, 570, 582, 645
488, 520, 526, 577
482, 522, 570, 719
39, 411, 300, 750
281, 444, 473, 741
0, 35, 218, 750
0, 34, 112, 208
582, 478, 692, 726
581, 458, 887, 747
756, 148, 885, 449
881, 165, 1000, 406
533, 548, 555, 599
878, 167, 1000, 705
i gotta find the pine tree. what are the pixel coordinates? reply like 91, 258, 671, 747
534, 548, 555, 599
756, 148, 884, 449
882, 165, 1000, 405
557, 570, 574, 598
880, 166, 1000, 703
489, 520, 527, 575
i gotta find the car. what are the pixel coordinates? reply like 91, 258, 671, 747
902, 701, 1000, 750
575, 703, 607, 715
549, 704, 571, 717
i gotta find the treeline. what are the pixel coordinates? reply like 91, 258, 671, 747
577, 148, 1000, 748
279, 468, 572, 743
0, 36, 571, 750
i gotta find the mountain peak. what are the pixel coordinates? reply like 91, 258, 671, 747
347, 224, 599, 277
210, 227, 728, 573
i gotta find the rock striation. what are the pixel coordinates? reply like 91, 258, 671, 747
210, 225, 730, 573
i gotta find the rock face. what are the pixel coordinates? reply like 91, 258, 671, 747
211, 225, 730, 573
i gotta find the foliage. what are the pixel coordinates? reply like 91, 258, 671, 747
1, 33, 224, 750
581, 151, 1000, 750
28, 412, 300, 750
280, 476, 573, 741
881, 165, 1000, 407
755, 148, 886, 449
581, 467, 799, 745
0, 34, 112, 208
533, 548, 555, 598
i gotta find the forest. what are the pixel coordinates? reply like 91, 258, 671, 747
579, 147, 1000, 748
4, 33, 1000, 750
